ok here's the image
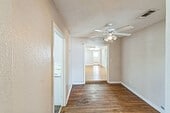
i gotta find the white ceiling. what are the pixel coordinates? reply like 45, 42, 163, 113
53, 0, 165, 38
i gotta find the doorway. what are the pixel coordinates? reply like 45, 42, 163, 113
84, 45, 108, 82
53, 23, 65, 113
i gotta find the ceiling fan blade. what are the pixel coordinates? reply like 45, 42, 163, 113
116, 25, 134, 32
112, 32, 131, 36
89, 35, 104, 39
94, 29, 103, 32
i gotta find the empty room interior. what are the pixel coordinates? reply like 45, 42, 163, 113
1, 0, 170, 113
85, 45, 108, 82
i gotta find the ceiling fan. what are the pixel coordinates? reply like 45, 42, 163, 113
92, 24, 134, 42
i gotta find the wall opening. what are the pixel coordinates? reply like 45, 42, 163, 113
84, 45, 108, 83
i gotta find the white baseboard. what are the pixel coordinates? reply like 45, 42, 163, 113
107, 81, 121, 84
120, 82, 164, 113
73, 81, 85, 85
66, 85, 72, 105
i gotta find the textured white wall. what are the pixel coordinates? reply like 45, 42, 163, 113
0, 0, 70, 113
71, 38, 85, 84
165, 0, 170, 112
108, 39, 121, 82
121, 21, 165, 111
0, 1, 13, 112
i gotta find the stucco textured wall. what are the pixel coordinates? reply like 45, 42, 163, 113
165, 0, 170, 112
121, 21, 165, 111
0, 0, 69, 113
108, 39, 121, 82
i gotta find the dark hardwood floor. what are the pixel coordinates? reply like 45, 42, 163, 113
61, 82, 159, 113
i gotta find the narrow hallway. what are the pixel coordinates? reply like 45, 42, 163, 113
61, 82, 159, 113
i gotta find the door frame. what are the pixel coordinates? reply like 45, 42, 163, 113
83, 44, 110, 83
52, 22, 66, 113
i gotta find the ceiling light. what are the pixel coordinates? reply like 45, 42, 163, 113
104, 38, 109, 42
113, 35, 117, 40
88, 47, 100, 51
107, 35, 113, 40
103, 35, 118, 42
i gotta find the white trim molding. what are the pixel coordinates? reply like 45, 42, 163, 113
52, 21, 66, 110
73, 81, 85, 85
107, 81, 121, 84
121, 82, 164, 113
65, 85, 72, 105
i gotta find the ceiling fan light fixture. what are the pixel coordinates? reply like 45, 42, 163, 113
104, 38, 109, 42
107, 35, 113, 40
104, 35, 117, 42
113, 35, 117, 40
93, 23, 132, 42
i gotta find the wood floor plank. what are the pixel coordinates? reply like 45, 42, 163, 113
61, 82, 159, 113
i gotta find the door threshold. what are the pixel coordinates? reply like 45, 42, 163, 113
85, 80, 107, 84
